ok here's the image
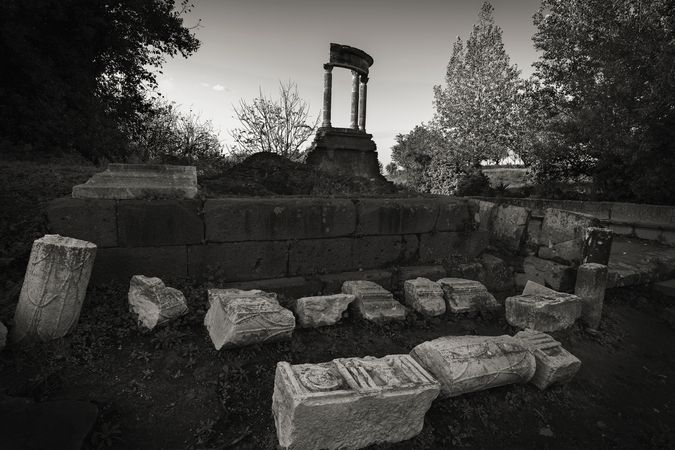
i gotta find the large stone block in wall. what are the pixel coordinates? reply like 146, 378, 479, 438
272, 355, 439, 450
489, 204, 530, 252
117, 200, 203, 246
354, 235, 417, 269
92, 246, 188, 284
540, 208, 600, 246
419, 231, 488, 263
357, 198, 439, 235
72, 164, 197, 199
410, 335, 536, 397
523, 256, 576, 292
13, 235, 96, 342
435, 199, 472, 231
288, 238, 353, 275
480, 253, 514, 291
205, 289, 295, 349
189, 241, 288, 282
204, 198, 356, 242
47, 198, 118, 247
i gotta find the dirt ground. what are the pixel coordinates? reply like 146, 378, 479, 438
1, 157, 674, 449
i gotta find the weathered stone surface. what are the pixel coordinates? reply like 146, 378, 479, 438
118, 200, 203, 246
435, 200, 472, 232
523, 256, 576, 292
342, 280, 406, 322
505, 293, 582, 332
0, 321, 7, 351
574, 263, 608, 329
418, 231, 488, 262
223, 277, 322, 303
403, 278, 446, 317
397, 265, 447, 287
526, 217, 543, 248
471, 200, 496, 232
540, 208, 600, 245
13, 235, 96, 342
514, 329, 581, 390
188, 241, 288, 282
664, 306, 675, 329
293, 294, 355, 327
320, 269, 393, 294
410, 335, 536, 397
47, 198, 117, 247
128, 275, 188, 330
490, 204, 530, 252
204, 289, 295, 349
204, 198, 356, 242
272, 355, 439, 450
582, 227, 613, 265
538, 239, 584, 265
480, 253, 514, 291
653, 279, 675, 298
72, 164, 198, 199
437, 278, 499, 313
357, 198, 439, 235
288, 238, 353, 275
450, 262, 483, 281
353, 235, 417, 269
92, 246, 188, 284
522, 280, 558, 296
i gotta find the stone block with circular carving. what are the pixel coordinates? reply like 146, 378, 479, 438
403, 277, 446, 317
272, 354, 439, 450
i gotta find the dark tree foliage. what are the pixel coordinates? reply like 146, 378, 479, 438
532, 0, 675, 204
390, 124, 445, 191
0, 0, 199, 160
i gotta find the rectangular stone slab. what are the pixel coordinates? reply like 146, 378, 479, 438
342, 280, 406, 321
514, 329, 581, 390
72, 164, 198, 199
410, 335, 535, 398
505, 293, 582, 332
272, 355, 440, 450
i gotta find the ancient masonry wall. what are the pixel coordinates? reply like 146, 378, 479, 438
47, 197, 486, 287
473, 196, 675, 245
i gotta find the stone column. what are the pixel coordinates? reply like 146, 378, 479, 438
322, 64, 333, 128
350, 70, 360, 130
358, 76, 368, 131
13, 235, 97, 342
574, 263, 608, 330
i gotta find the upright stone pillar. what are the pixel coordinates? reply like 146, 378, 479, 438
350, 70, 360, 129
574, 263, 608, 330
321, 64, 332, 128
582, 227, 613, 265
358, 76, 368, 131
13, 235, 97, 342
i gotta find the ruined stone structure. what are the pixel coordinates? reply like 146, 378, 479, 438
306, 43, 385, 179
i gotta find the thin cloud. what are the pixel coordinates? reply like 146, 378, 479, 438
212, 84, 226, 92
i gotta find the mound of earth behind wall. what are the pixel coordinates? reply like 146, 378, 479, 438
199, 152, 402, 196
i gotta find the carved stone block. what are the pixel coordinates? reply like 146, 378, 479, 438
574, 263, 608, 329
13, 235, 97, 342
410, 335, 535, 398
293, 294, 355, 327
505, 293, 582, 332
514, 329, 581, 389
403, 278, 446, 317
341, 280, 406, 322
437, 278, 499, 314
272, 354, 440, 449
128, 275, 188, 330
204, 289, 295, 350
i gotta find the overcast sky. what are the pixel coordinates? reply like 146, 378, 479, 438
157, 0, 543, 165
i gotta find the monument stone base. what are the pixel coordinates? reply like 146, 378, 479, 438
305, 127, 385, 179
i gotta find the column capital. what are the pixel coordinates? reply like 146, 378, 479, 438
323, 64, 333, 72
360, 75, 369, 84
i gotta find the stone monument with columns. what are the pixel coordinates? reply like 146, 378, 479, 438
306, 43, 385, 179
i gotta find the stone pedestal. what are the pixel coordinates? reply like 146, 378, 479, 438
72, 164, 198, 199
514, 329, 581, 389
505, 293, 582, 332
305, 127, 384, 179
574, 263, 608, 329
272, 355, 439, 449
13, 235, 96, 342
128, 275, 188, 330
410, 335, 535, 398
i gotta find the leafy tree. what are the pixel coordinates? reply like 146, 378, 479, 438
390, 124, 446, 191
0, 0, 200, 160
531, 0, 675, 203
433, 2, 529, 168
229, 82, 319, 162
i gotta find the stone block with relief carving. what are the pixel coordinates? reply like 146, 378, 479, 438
410, 335, 536, 398
505, 292, 582, 332
204, 289, 295, 350
272, 354, 440, 450
514, 329, 581, 390
341, 280, 406, 322
403, 277, 446, 317
437, 278, 499, 314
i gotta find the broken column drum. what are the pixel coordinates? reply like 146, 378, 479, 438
13, 235, 97, 342
306, 43, 384, 179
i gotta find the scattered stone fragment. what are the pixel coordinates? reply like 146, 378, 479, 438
403, 278, 446, 317
13, 235, 96, 342
505, 293, 582, 332
204, 289, 295, 350
410, 335, 535, 397
342, 280, 406, 322
582, 227, 613, 265
272, 355, 439, 450
522, 280, 558, 296
514, 329, 581, 389
437, 278, 499, 314
480, 253, 514, 291
128, 275, 188, 330
0, 321, 7, 351
523, 256, 576, 292
72, 163, 198, 199
574, 263, 608, 329
293, 294, 355, 327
